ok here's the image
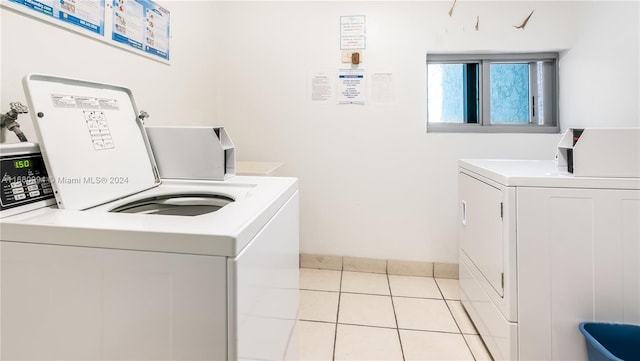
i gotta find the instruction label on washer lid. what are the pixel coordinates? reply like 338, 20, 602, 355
51, 94, 78, 108
51, 94, 120, 110
49, 94, 118, 150
84, 111, 115, 150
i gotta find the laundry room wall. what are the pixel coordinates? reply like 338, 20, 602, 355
2, 1, 637, 265
0, 1, 222, 144
559, 1, 640, 129
212, 1, 639, 263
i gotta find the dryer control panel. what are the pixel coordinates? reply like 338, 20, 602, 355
1, 143, 55, 217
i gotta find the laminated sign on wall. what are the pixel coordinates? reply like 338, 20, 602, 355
338, 69, 365, 105
112, 0, 170, 61
1, 0, 171, 63
4, 0, 106, 34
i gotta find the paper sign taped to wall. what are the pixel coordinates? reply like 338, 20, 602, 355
340, 15, 366, 50
338, 69, 365, 105
311, 72, 335, 102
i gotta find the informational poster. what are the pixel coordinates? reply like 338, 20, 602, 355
311, 72, 335, 102
371, 72, 396, 105
112, 0, 170, 61
338, 69, 365, 105
2, 0, 170, 63
340, 15, 366, 50
58, 0, 104, 34
7, 0, 105, 35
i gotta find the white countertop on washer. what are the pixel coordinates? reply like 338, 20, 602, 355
0, 176, 298, 257
459, 159, 640, 189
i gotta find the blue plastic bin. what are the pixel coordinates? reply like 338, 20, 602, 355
579, 322, 640, 361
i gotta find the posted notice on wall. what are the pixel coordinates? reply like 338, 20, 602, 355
311, 72, 335, 102
112, 0, 170, 61
340, 15, 366, 50
338, 69, 365, 105
7, 0, 105, 35
371, 72, 396, 105
2, 0, 170, 63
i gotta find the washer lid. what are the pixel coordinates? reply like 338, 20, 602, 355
23, 74, 160, 210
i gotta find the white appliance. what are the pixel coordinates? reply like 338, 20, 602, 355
458, 159, 640, 361
556, 128, 640, 178
0, 74, 299, 361
145, 125, 236, 181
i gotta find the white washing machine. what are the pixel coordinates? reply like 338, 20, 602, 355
0, 74, 299, 361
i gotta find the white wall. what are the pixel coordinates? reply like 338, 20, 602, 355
2, 1, 638, 264
213, 1, 624, 263
560, 1, 639, 129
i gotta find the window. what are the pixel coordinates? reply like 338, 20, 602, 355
427, 53, 559, 133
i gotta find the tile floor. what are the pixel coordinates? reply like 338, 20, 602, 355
298, 268, 492, 361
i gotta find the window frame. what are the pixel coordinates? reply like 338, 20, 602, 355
426, 52, 559, 133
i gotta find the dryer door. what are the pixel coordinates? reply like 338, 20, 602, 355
459, 172, 504, 297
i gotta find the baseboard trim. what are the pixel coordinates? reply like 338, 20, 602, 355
299, 253, 459, 279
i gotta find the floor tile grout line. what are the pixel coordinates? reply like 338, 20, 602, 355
395, 327, 472, 335
335, 322, 403, 331
434, 280, 463, 335
433, 278, 447, 300
388, 294, 445, 301
387, 273, 406, 361
299, 288, 341, 293
460, 304, 481, 335
298, 319, 337, 325
330, 321, 475, 335
461, 334, 483, 361
332, 289, 460, 302
439, 288, 478, 361
444, 298, 482, 335
332, 270, 343, 361
467, 333, 493, 360
340, 290, 391, 297
456, 301, 486, 360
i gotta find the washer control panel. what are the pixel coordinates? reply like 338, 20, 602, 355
1, 144, 56, 217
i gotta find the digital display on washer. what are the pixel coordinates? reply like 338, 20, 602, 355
0, 153, 54, 211
13, 159, 32, 169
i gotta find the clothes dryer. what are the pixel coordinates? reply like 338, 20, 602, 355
458, 159, 639, 361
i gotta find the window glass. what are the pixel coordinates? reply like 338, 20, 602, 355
428, 63, 479, 123
490, 63, 529, 124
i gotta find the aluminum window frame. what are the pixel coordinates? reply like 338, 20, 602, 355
427, 52, 559, 133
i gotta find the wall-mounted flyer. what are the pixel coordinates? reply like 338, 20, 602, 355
311, 71, 335, 102
112, 0, 170, 61
338, 69, 365, 105
340, 15, 366, 50
6, 0, 105, 35
1, 0, 170, 63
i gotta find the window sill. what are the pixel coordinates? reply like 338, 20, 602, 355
426, 123, 560, 134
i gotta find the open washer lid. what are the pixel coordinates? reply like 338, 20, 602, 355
23, 74, 160, 210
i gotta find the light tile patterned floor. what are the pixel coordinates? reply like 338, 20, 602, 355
298, 268, 492, 361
